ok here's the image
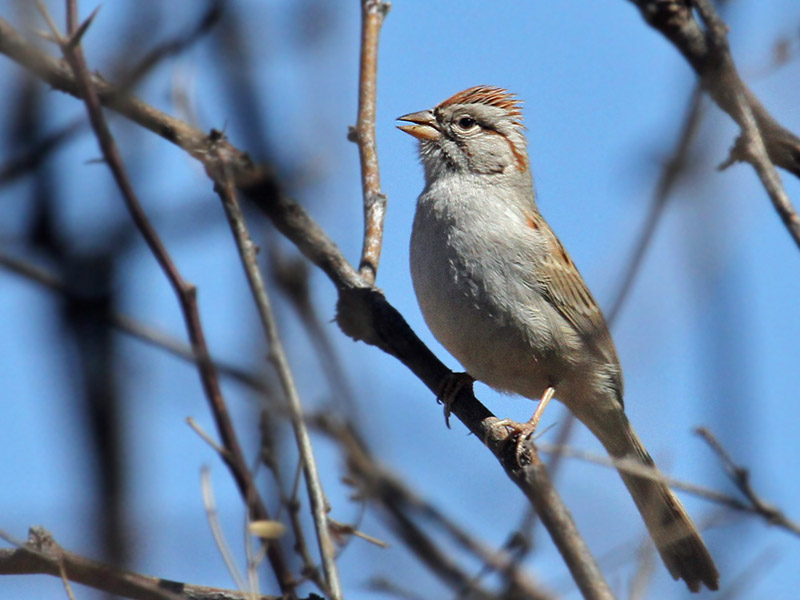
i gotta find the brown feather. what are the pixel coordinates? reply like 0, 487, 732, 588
438, 85, 524, 123
533, 214, 621, 376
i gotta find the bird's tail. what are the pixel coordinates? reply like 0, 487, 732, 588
582, 406, 719, 592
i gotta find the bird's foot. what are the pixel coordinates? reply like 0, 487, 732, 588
488, 387, 555, 464
436, 372, 474, 428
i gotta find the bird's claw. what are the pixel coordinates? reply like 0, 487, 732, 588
436, 372, 474, 428
485, 387, 556, 465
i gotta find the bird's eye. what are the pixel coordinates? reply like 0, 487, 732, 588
456, 116, 477, 130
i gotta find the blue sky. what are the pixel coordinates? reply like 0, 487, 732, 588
2, 1, 800, 598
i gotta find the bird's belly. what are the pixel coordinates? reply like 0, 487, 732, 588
411, 240, 558, 400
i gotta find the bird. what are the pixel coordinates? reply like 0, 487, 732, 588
397, 85, 719, 592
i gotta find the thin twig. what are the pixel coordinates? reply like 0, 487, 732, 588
323, 415, 556, 600
35, 3, 293, 590
0, 527, 281, 600
0, 20, 621, 595
327, 519, 387, 549
537, 440, 800, 536
350, 459, 498, 600
0, 251, 270, 394
692, 0, 800, 248
258, 414, 326, 591
187, 417, 229, 458
213, 174, 342, 600
116, 0, 223, 92
200, 468, 249, 593
695, 427, 800, 534
722, 86, 800, 241
270, 250, 359, 418
258, 415, 327, 591
56, 555, 78, 600
628, 0, 800, 248
351, 0, 390, 284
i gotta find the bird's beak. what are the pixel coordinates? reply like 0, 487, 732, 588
397, 110, 439, 141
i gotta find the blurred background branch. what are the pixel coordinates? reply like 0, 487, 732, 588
1, 1, 799, 599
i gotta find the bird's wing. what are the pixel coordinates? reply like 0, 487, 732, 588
534, 221, 622, 393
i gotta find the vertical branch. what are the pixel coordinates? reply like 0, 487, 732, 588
352, 0, 390, 285
214, 174, 343, 600
45, 2, 295, 593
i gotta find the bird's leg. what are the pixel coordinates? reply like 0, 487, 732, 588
436, 372, 474, 428
488, 386, 555, 464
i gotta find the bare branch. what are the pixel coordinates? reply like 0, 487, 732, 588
0, 20, 622, 596
213, 175, 342, 600
351, 0, 391, 284
692, 0, 800, 247
628, 0, 800, 248
270, 249, 359, 418
695, 427, 800, 535
320, 416, 557, 600
117, 0, 223, 92
0, 527, 281, 600
537, 439, 800, 537
0, 251, 271, 394
200, 468, 249, 593
31, 9, 293, 591
257, 415, 327, 591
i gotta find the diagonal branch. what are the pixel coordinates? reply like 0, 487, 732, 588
116, 0, 223, 92
0, 527, 282, 600
537, 439, 800, 537
321, 416, 558, 600
213, 173, 342, 600
33, 5, 293, 591
0, 19, 613, 597
695, 427, 800, 535
628, 0, 800, 248
0, 251, 271, 393
692, 0, 800, 248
